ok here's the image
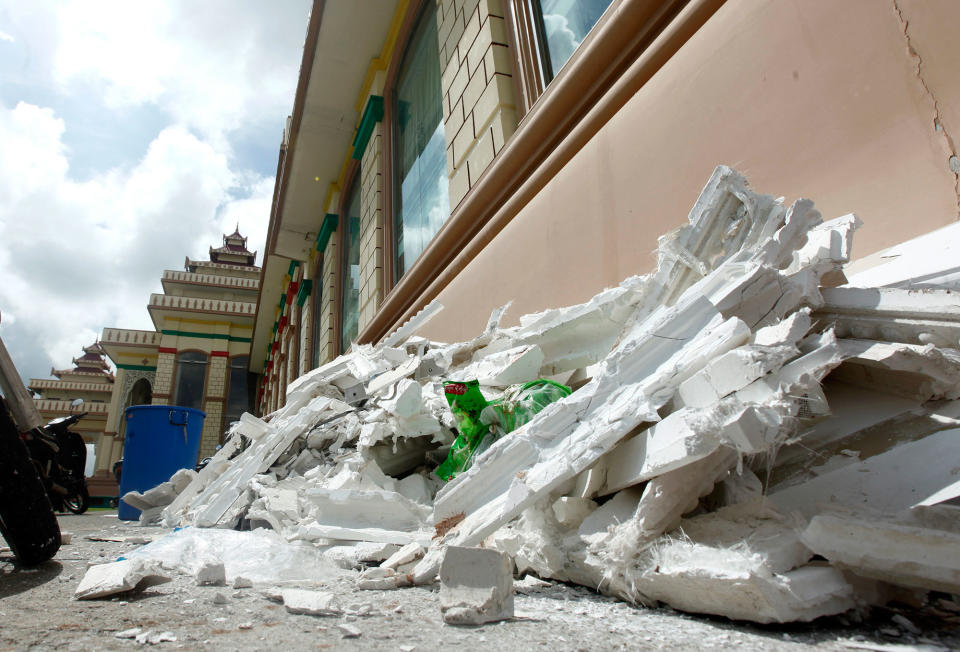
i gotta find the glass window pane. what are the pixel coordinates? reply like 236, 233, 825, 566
538, 0, 613, 79
225, 356, 250, 423
340, 183, 361, 353
393, 2, 449, 280
173, 352, 207, 411
311, 263, 323, 368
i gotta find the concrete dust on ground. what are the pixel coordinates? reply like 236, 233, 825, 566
1, 511, 957, 651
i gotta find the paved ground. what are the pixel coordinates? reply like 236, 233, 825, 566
0, 511, 958, 651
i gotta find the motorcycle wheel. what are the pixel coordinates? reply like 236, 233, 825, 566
0, 400, 61, 566
63, 487, 89, 514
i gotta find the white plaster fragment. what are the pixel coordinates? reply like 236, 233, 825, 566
439, 547, 514, 625
802, 508, 960, 594
74, 560, 171, 600
195, 560, 226, 586
281, 589, 341, 616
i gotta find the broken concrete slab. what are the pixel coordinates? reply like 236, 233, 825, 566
817, 286, 960, 348
439, 547, 514, 625
74, 559, 171, 600
281, 589, 341, 616
801, 507, 960, 594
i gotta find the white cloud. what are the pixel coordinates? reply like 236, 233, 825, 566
0, 30, 14, 43
0, 100, 272, 382
46, 0, 308, 146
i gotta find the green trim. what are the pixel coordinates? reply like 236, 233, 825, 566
287, 260, 300, 276
161, 329, 252, 343
278, 292, 286, 311
352, 95, 384, 161
316, 213, 338, 253
296, 279, 313, 307
116, 364, 157, 372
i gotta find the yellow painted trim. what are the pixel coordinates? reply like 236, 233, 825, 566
170, 317, 235, 328
353, 0, 409, 113
322, 182, 341, 218
115, 352, 158, 363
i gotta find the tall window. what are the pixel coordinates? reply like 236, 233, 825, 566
340, 182, 361, 353
172, 351, 207, 411
224, 355, 251, 426
392, 1, 449, 280
535, 0, 613, 81
311, 261, 324, 368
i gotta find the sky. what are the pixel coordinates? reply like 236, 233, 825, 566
0, 1, 312, 389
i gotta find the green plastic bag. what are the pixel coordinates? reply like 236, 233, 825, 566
435, 379, 571, 481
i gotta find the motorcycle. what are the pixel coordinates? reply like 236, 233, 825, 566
0, 310, 62, 565
23, 404, 90, 514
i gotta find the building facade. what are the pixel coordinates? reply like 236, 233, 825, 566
28, 342, 116, 497
252, 0, 960, 412
100, 230, 260, 472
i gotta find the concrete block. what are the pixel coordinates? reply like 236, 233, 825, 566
195, 560, 226, 586
439, 546, 514, 625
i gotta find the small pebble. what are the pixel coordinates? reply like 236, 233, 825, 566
338, 623, 361, 639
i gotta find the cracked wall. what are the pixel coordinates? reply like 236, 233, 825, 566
416, 0, 960, 345
893, 0, 960, 218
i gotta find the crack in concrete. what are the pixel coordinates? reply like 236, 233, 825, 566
892, 0, 960, 218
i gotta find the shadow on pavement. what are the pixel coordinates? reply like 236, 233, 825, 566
0, 558, 64, 599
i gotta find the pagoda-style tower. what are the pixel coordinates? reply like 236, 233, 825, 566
29, 341, 116, 496
206, 227, 257, 267
101, 229, 260, 474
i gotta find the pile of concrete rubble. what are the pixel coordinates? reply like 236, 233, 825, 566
123, 166, 960, 625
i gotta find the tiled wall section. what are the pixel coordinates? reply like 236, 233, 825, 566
206, 356, 228, 400
152, 352, 176, 402
439, 0, 518, 207
317, 230, 339, 365
358, 122, 385, 333
199, 400, 223, 458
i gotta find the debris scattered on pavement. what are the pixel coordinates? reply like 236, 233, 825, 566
100, 166, 960, 626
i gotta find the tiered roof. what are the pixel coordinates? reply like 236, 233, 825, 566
208, 226, 257, 266
47, 341, 115, 383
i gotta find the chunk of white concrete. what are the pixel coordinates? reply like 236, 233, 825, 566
379, 378, 421, 419
439, 547, 514, 625
801, 508, 960, 594
462, 344, 544, 387
195, 560, 226, 586
634, 555, 853, 624
281, 589, 341, 616
74, 559, 171, 600
382, 542, 425, 570
578, 487, 644, 547
551, 497, 597, 529
170, 468, 197, 494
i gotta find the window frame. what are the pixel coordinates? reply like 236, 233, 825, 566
310, 256, 324, 369
381, 0, 447, 295
336, 161, 362, 354
223, 354, 251, 432
504, 0, 623, 116
171, 350, 209, 411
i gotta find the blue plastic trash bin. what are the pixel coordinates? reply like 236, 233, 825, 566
118, 405, 205, 521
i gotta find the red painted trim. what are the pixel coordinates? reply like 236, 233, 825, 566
158, 347, 177, 354
210, 351, 229, 357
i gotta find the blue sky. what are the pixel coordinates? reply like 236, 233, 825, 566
0, 1, 311, 388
